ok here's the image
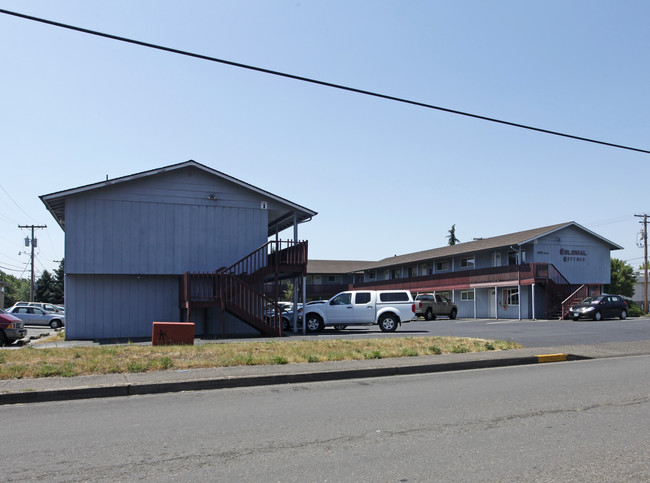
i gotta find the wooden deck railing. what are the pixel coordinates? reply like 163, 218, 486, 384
180, 240, 307, 336
560, 284, 589, 320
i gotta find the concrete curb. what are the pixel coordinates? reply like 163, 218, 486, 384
0, 352, 591, 405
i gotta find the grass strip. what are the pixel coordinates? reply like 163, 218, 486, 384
1, 336, 521, 379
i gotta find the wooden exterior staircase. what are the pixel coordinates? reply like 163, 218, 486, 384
180, 240, 308, 336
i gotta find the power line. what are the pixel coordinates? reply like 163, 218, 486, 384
1, 8, 649, 156
0, 183, 41, 223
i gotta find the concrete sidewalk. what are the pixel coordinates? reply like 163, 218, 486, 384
1, 340, 649, 405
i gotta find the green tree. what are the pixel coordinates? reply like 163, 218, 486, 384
283, 281, 294, 302
53, 259, 65, 304
35, 270, 57, 303
447, 224, 460, 246
604, 258, 636, 297
1, 272, 30, 308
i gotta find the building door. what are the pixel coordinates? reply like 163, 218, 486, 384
488, 289, 497, 318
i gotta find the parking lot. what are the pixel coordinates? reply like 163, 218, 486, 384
282, 316, 650, 348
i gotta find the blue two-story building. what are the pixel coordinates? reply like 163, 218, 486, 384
308, 222, 622, 320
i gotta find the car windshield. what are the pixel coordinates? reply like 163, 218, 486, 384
581, 296, 604, 304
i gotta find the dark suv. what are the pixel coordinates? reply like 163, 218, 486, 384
0, 309, 27, 346
568, 295, 628, 321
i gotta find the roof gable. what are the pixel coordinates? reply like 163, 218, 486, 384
40, 160, 317, 234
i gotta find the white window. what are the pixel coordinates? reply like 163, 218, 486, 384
461, 291, 474, 301
436, 260, 449, 271
504, 288, 519, 306
460, 257, 475, 268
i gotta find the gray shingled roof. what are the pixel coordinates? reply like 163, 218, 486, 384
308, 222, 622, 273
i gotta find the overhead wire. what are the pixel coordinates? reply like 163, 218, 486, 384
0, 183, 41, 223
1, 8, 649, 155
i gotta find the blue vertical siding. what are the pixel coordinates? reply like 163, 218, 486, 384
65, 169, 269, 275
63, 166, 273, 339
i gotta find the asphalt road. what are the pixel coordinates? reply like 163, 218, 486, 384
286, 316, 650, 348
3, 355, 648, 481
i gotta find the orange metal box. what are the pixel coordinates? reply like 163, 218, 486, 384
152, 322, 195, 346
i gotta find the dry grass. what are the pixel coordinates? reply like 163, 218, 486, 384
0, 336, 521, 379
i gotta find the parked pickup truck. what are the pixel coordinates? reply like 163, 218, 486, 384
302, 290, 415, 333
414, 293, 458, 320
0, 309, 28, 346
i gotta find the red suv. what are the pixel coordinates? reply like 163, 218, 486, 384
0, 309, 27, 346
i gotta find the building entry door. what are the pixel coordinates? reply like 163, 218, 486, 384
488, 289, 497, 318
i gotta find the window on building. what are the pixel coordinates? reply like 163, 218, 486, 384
367, 271, 375, 280
507, 250, 526, 265
461, 291, 474, 301
408, 266, 415, 278
436, 260, 449, 271
503, 288, 519, 306
391, 268, 400, 279
327, 275, 339, 283
460, 257, 475, 268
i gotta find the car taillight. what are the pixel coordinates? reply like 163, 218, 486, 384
411, 304, 415, 313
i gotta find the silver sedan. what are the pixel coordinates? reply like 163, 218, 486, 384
6, 306, 65, 329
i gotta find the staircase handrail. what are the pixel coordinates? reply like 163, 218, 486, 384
218, 239, 307, 277
560, 284, 589, 320
220, 273, 282, 336
561, 284, 587, 306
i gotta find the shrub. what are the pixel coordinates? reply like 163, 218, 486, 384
627, 300, 645, 317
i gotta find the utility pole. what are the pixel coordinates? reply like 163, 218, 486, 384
18, 224, 47, 302
634, 214, 648, 313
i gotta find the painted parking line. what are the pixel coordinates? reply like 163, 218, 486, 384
486, 320, 527, 325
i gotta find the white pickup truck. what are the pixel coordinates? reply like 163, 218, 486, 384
302, 290, 415, 333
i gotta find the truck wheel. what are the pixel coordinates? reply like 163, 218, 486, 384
424, 309, 434, 321
449, 309, 457, 320
378, 313, 398, 332
305, 314, 324, 333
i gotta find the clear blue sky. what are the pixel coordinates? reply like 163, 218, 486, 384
1, 1, 649, 280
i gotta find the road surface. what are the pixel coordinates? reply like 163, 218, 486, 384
3, 354, 648, 481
